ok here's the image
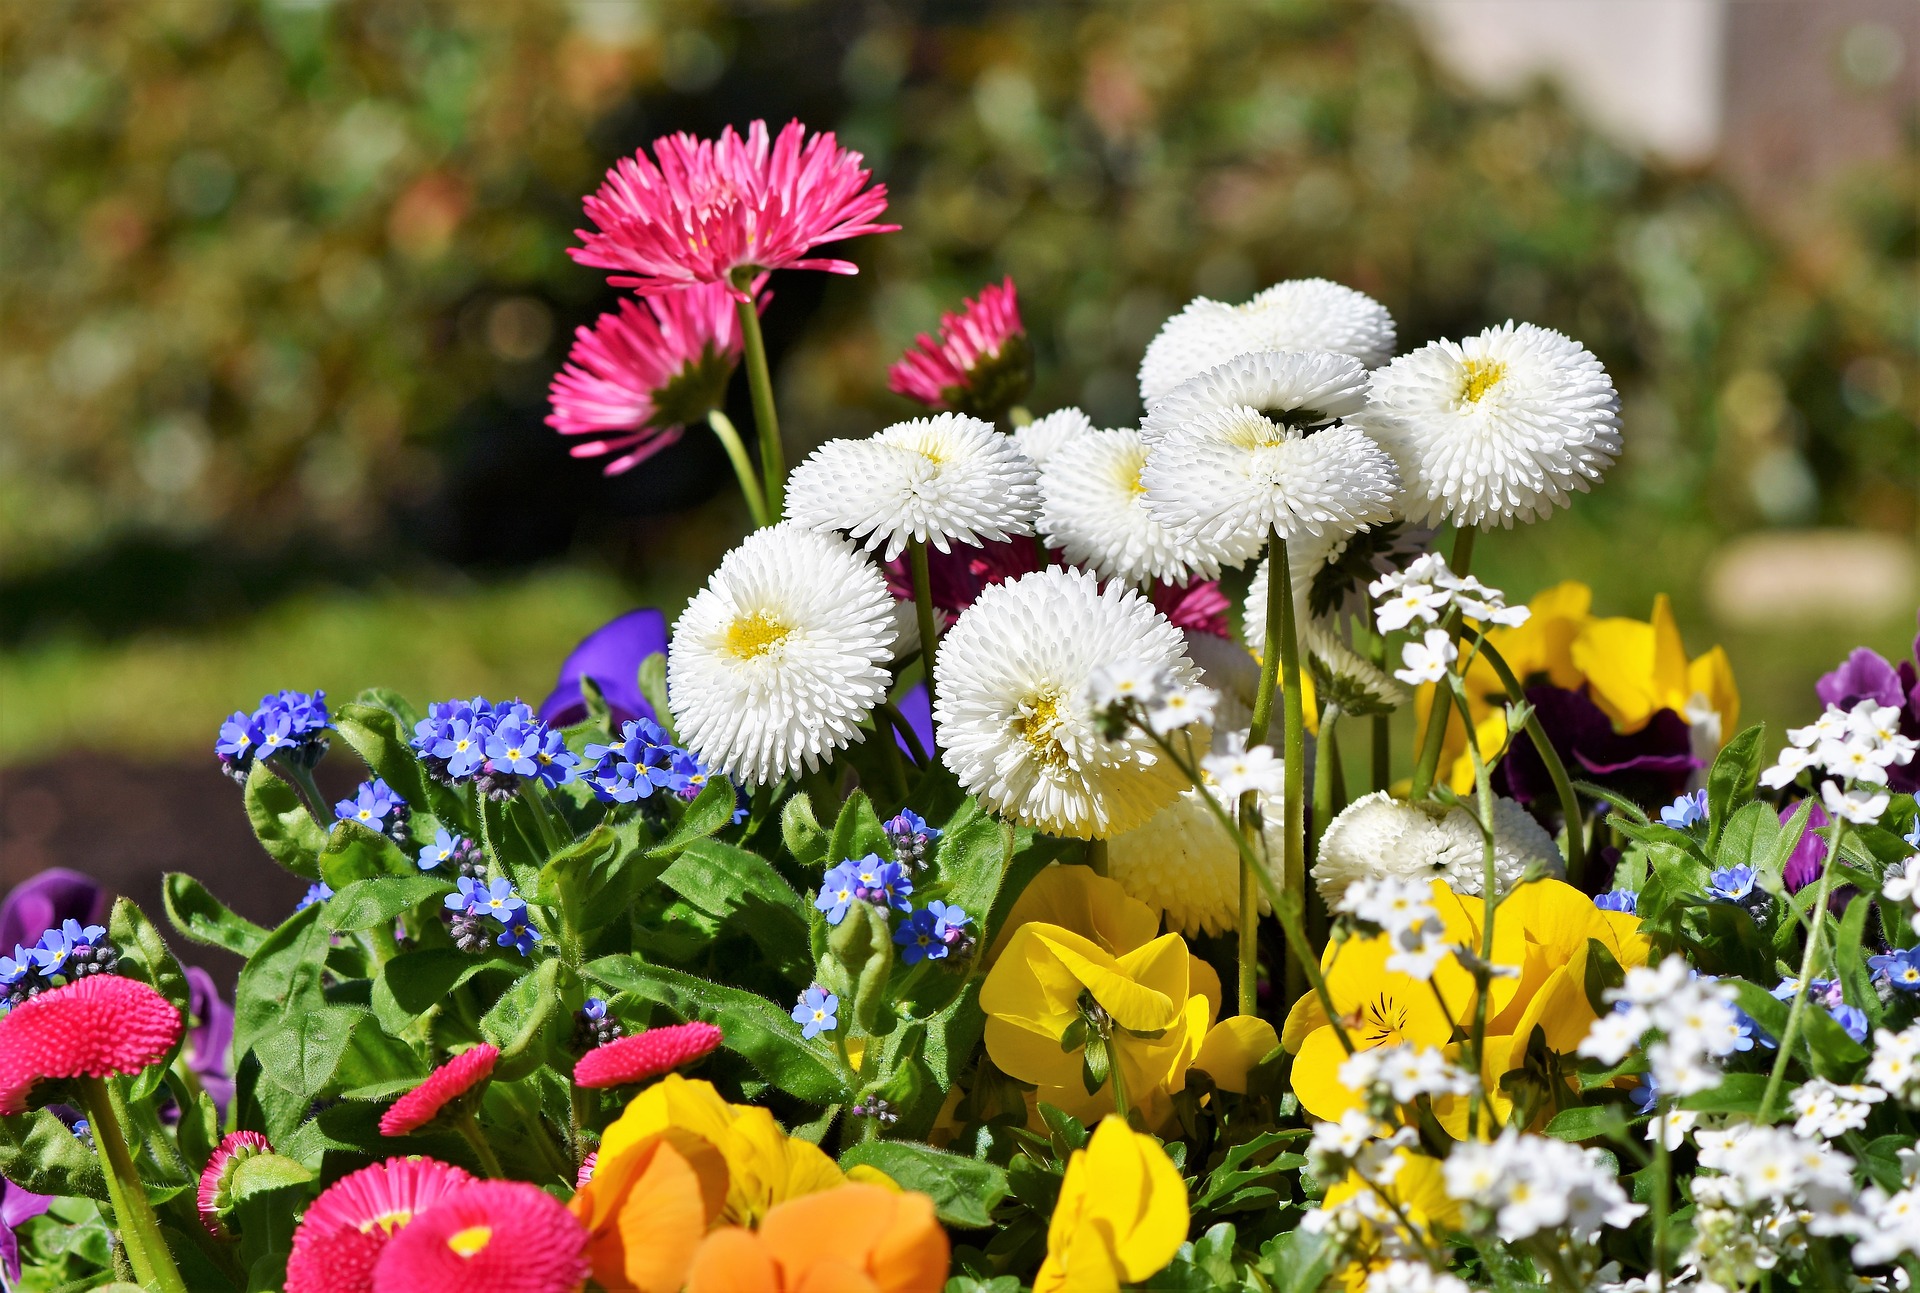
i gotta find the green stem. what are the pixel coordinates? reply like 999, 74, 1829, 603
908, 537, 941, 709
456, 1109, 507, 1179
1236, 792, 1260, 1016
1369, 635, 1392, 793
571, 1085, 593, 1167
1408, 525, 1478, 799
1106, 1035, 1133, 1126
1758, 818, 1850, 1124
1477, 637, 1586, 882
275, 757, 330, 827
1272, 533, 1309, 1012
734, 294, 785, 521
79, 1077, 187, 1293
1248, 535, 1287, 747
707, 409, 770, 528
879, 700, 930, 765
1311, 705, 1342, 865
1450, 673, 1502, 1138
522, 785, 567, 856
1651, 1095, 1672, 1291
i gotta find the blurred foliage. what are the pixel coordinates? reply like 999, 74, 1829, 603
2, 0, 1913, 590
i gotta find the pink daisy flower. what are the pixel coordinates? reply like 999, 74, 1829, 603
197, 1130, 273, 1236
575, 1151, 597, 1188
284, 1157, 473, 1293
1152, 579, 1231, 639
379, 1044, 498, 1137
547, 281, 767, 476
0, 975, 182, 1115
572, 1021, 722, 1089
570, 118, 897, 296
887, 277, 1033, 418
370, 1180, 590, 1293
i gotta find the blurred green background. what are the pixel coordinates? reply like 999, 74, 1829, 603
2, 0, 1916, 782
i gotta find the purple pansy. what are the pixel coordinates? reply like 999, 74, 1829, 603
538, 608, 668, 730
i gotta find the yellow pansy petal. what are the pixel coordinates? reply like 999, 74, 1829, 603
1193, 1016, 1280, 1094
845, 1164, 900, 1191
1574, 614, 1660, 733
1649, 594, 1691, 709
1281, 990, 1329, 1054
984, 1013, 1089, 1092
1042, 931, 1180, 1033
982, 924, 1104, 1030
1688, 646, 1740, 743
1592, 910, 1651, 969
1187, 956, 1222, 1022
1291, 1025, 1367, 1123
1057, 1117, 1189, 1283
989, 865, 1160, 962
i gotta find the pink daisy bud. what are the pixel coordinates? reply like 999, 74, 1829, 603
197, 1130, 274, 1236
379, 1045, 498, 1137
572, 1021, 723, 1089
0, 975, 183, 1115
887, 278, 1032, 420
547, 282, 767, 476
576, 1150, 597, 1188
285, 1156, 474, 1293
570, 119, 897, 296
371, 1180, 590, 1293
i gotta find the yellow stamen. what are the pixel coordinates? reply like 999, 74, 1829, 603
1459, 357, 1507, 404
1014, 690, 1070, 770
725, 610, 792, 660
447, 1224, 493, 1258
361, 1209, 413, 1235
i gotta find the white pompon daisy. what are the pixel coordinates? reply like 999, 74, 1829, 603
933, 567, 1198, 838
1352, 321, 1621, 528
1038, 427, 1221, 586
1313, 790, 1563, 901
1013, 406, 1094, 468
1139, 356, 1401, 568
1138, 279, 1397, 407
1140, 349, 1373, 445
785, 411, 1041, 561
668, 524, 898, 785
1111, 772, 1283, 937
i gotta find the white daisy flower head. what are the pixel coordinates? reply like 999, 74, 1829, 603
1039, 427, 1221, 586
785, 411, 1041, 562
1314, 790, 1563, 903
1141, 406, 1401, 569
1138, 278, 1397, 408
933, 567, 1198, 838
1109, 773, 1280, 936
1012, 405, 1095, 468
1354, 320, 1621, 529
1140, 348, 1372, 445
668, 524, 898, 785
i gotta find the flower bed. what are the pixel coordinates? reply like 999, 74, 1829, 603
2, 117, 1917, 1293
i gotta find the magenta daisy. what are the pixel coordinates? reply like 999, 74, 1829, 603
284, 1157, 474, 1293
547, 281, 764, 475
572, 1021, 723, 1089
570, 119, 898, 296
197, 1130, 273, 1236
379, 1044, 498, 1137
369, 1180, 590, 1293
887, 277, 1033, 419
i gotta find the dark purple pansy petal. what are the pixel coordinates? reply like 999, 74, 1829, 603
186, 966, 236, 1114
1495, 685, 1698, 811
538, 608, 668, 729
1816, 647, 1904, 712
0, 869, 107, 956
892, 682, 935, 760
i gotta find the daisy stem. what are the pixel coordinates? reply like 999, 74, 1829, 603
1758, 817, 1849, 1125
1274, 532, 1310, 1012
1449, 672, 1502, 1139
1651, 1095, 1672, 1292
734, 296, 785, 521
707, 409, 770, 528
1408, 525, 1478, 799
1476, 636, 1586, 882
879, 699, 930, 765
1370, 634, 1391, 792
78, 1076, 188, 1293
455, 1109, 507, 1179
908, 537, 941, 709
1311, 705, 1342, 865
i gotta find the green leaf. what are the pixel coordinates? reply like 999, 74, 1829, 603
1731, 981, 1791, 1046
637, 652, 671, 739
335, 1011, 429, 1099
1193, 1130, 1310, 1213
0, 1108, 107, 1201
319, 820, 415, 888
245, 761, 327, 878
353, 686, 421, 730
479, 958, 577, 1080
661, 838, 811, 978
585, 955, 849, 1103
534, 824, 617, 935
781, 792, 829, 869
1259, 1228, 1340, 1293
334, 701, 463, 826
324, 875, 451, 932
1581, 937, 1626, 1018
1544, 1103, 1631, 1142
1706, 724, 1765, 851
109, 897, 191, 1101
232, 904, 330, 1057
373, 948, 518, 1031
1712, 800, 1780, 875
1676, 1072, 1771, 1115
162, 873, 269, 957
838, 1142, 1009, 1228
827, 790, 890, 867
227, 1152, 314, 1203
650, 776, 739, 857
824, 900, 895, 1035
256, 1005, 364, 1104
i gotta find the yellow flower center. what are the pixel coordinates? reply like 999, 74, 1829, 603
361, 1209, 413, 1235
1015, 689, 1071, 770
447, 1224, 493, 1258
726, 610, 792, 660
1459, 357, 1507, 404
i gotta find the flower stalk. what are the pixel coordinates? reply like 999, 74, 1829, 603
907, 537, 941, 710
1476, 636, 1586, 881
1408, 524, 1478, 798
707, 409, 770, 528
1757, 816, 1850, 1124
734, 291, 785, 521
78, 1076, 188, 1293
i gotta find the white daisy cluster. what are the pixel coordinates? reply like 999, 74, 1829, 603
1240, 551, 1408, 715
1854, 1145, 1920, 1266
1315, 791, 1562, 902
1335, 877, 1455, 979
1011, 405, 1093, 467
1040, 427, 1221, 587
1338, 1042, 1476, 1106
1578, 956, 1744, 1098
1869, 1024, 1920, 1103
1685, 1124, 1867, 1286
1791, 1078, 1886, 1139
1762, 697, 1916, 824
1138, 278, 1397, 407
1442, 1129, 1644, 1243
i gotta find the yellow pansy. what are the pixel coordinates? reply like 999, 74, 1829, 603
982, 923, 1210, 1130
988, 864, 1160, 962
1284, 882, 1524, 1124
1318, 1152, 1464, 1289
595, 1074, 847, 1227
1192, 1016, 1280, 1094
1035, 1116, 1189, 1293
